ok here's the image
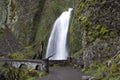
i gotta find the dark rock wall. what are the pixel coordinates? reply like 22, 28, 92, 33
0, 0, 46, 56
69, 0, 120, 67
14, 0, 46, 45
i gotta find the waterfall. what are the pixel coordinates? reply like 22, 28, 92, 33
46, 8, 73, 60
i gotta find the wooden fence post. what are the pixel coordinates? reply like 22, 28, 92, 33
44, 58, 49, 73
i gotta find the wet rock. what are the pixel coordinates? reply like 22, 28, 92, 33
69, 0, 120, 68
72, 56, 84, 68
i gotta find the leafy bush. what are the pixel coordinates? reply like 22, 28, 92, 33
83, 53, 120, 80
3, 67, 47, 80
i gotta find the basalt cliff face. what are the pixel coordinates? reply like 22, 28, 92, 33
0, 0, 120, 79
70, 0, 120, 67
0, 0, 45, 44
0, 0, 46, 57
70, 0, 120, 79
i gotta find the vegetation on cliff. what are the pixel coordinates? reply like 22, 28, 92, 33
70, 0, 120, 79
0, 0, 120, 80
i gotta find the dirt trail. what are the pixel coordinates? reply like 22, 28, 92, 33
38, 66, 87, 80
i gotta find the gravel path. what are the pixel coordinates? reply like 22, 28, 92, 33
38, 66, 87, 80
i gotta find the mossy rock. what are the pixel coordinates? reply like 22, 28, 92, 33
8, 53, 25, 59
8, 46, 34, 59
72, 48, 83, 57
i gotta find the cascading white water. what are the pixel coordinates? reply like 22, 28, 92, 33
46, 8, 73, 60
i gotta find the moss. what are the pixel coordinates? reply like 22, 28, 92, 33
26, 77, 35, 80
69, 5, 83, 54
21, 46, 34, 59
89, 62, 107, 79
82, 20, 110, 43
109, 31, 118, 38
35, 18, 47, 43
8, 0, 16, 22
83, 62, 106, 79
83, 53, 120, 80
73, 64, 78, 68
80, 2, 86, 9
84, 24, 110, 44
75, 0, 119, 45
69, 0, 120, 79
110, 63, 118, 73
8, 53, 25, 59
38, 71, 48, 78
10, 0, 16, 12
18, 32, 26, 46
8, 46, 34, 59
72, 48, 83, 57
79, 1, 86, 12
100, 25, 109, 35
95, 24, 101, 30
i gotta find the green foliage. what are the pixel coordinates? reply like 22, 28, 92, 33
35, 18, 47, 43
81, 16, 88, 23
69, 8, 83, 54
79, 2, 86, 12
51, 1, 66, 15
75, 0, 119, 45
18, 32, 26, 45
26, 77, 34, 80
83, 53, 120, 80
73, 64, 78, 68
109, 31, 118, 38
110, 76, 120, 80
9, 0, 16, 21
80, 2, 86, 9
100, 26, 109, 35
38, 71, 48, 77
8, 53, 25, 59
8, 46, 34, 59
21, 46, 34, 59
4, 67, 19, 80
10, 0, 16, 12
78, 14, 111, 44
72, 48, 83, 57
58, 0, 120, 79
95, 24, 101, 30
89, 62, 107, 79
2, 67, 47, 80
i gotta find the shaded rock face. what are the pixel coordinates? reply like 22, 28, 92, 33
0, 0, 46, 44
70, 0, 120, 68
0, 26, 22, 56
83, 37, 120, 67
14, 0, 46, 44
0, 0, 46, 56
